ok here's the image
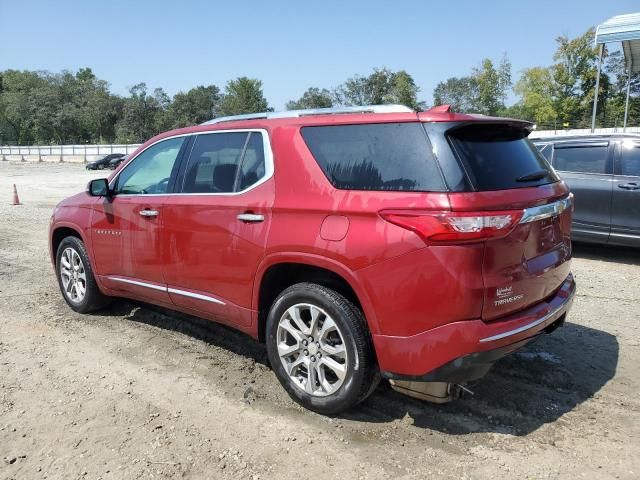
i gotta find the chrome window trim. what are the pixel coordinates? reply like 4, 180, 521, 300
519, 196, 573, 224
554, 170, 614, 176
167, 287, 225, 305
479, 288, 575, 343
109, 129, 274, 197
106, 276, 226, 305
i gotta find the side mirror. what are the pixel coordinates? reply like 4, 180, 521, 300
87, 178, 111, 197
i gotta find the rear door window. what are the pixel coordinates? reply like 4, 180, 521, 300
447, 124, 558, 191
553, 145, 608, 174
620, 141, 640, 176
180, 132, 267, 194
301, 123, 445, 192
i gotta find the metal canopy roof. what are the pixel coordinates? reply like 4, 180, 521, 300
595, 12, 640, 72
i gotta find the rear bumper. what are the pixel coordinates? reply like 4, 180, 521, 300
374, 273, 575, 381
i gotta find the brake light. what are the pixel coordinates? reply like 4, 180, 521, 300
380, 210, 524, 243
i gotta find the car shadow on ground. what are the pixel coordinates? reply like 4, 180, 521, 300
572, 242, 640, 266
349, 321, 618, 436
100, 301, 618, 437
104, 301, 269, 366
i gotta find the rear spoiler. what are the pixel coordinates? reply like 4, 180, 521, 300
446, 119, 536, 137
421, 106, 535, 134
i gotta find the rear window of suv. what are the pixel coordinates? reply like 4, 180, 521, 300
301, 123, 445, 192
447, 124, 559, 191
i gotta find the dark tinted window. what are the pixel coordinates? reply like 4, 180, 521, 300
301, 123, 444, 191
181, 132, 266, 193
620, 142, 640, 176
448, 124, 558, 191
237, 133, 266, 190
554, 145, 608, 174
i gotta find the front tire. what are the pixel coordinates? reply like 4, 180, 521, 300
56, 236, 109, 313
266, 283, 379, 414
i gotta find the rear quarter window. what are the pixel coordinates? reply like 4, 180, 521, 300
448, 124, 559, 191
300, 123, 445, 192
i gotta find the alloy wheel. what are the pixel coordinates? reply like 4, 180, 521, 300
59, 247, 87, 304
276, 303, 349, 397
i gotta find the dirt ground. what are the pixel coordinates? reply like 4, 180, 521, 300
1, 161, 639, 480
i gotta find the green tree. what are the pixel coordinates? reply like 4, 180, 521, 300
169, 85, 221, 127
497, 53, 512, 107
432, 76, 479, 112
388, 71, 424, 110
333, 74, 370, 106
218, 77, 269, 116
0, 70, 45, 144
115, 83, 170, 143
550, 27, 602, 127
333, 68, 423, 109
286, 87, 333, 110
603, 50, 640, 127
473, 58, 504, 115
513, 67, 557, 125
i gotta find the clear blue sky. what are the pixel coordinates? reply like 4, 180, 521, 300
1, 0, 638, 109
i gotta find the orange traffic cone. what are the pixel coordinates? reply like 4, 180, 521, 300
12, 184, 21, 205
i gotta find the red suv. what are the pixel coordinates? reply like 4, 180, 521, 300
49, 104, 575, 414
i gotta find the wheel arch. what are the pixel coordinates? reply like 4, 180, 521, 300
253, 254, 379, 342
51, 224, 86, 264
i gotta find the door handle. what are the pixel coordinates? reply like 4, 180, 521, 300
237, 213, 264, 223
618, 183, 640, 190
139, 209, 159, 217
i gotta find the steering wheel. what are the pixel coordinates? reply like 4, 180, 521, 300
143, 177, 170, 194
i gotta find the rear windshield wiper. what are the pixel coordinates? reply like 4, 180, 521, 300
516, 170, 549, 182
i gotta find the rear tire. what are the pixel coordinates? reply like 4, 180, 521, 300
266, 282, 379, 415
56, 236, 110, 313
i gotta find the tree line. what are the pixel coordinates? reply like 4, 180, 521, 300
1, 27, 638, 146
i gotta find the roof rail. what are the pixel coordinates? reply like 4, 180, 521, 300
201, 104, 414, 125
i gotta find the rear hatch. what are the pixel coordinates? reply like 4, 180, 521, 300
444, 122, 572, 320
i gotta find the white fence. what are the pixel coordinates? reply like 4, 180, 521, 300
530, 126, 640, 138
0, 144, 142, 163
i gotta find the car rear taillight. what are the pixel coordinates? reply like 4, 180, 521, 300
380, 210, 524, 243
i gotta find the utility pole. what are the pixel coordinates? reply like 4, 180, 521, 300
591, 43, 604, 133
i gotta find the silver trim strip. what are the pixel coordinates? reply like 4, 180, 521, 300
519, 195, 573, 224
107, 276, 227, 305
479, 288, 575, 343
201, 104, 414, 125
167, 287, 225, 305
108, 276, 166, 292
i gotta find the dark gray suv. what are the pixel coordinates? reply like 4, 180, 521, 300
533, 134, 640, 247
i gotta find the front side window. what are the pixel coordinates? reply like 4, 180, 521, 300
301, 123, 445, 191
620, 141, 640, 176
181, 132, 266, 193
554, 145, 608, 174
116, 137, 185, 194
